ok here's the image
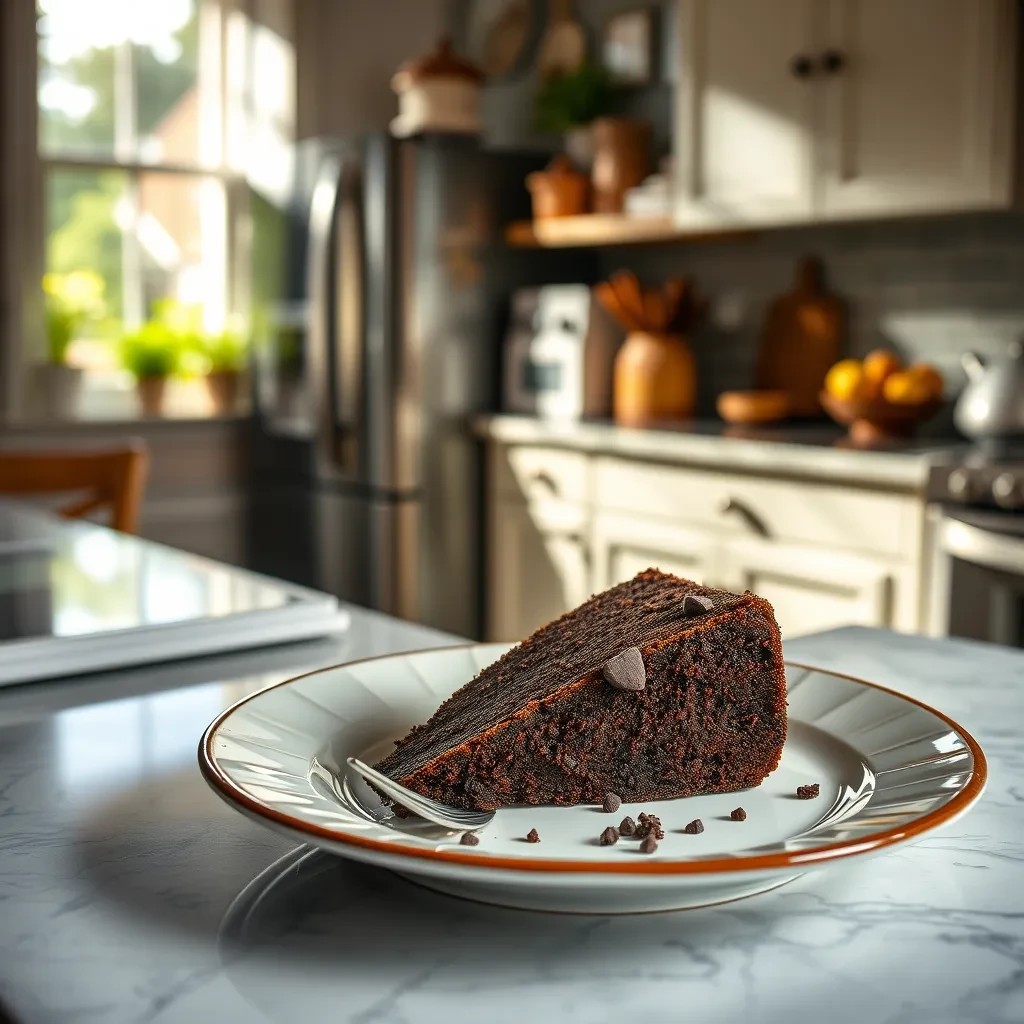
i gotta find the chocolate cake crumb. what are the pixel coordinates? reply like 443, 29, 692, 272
730, 807, 747, 821
796, 784, 820, 800
526, 828, 541, 843
682, 594, 714, 616
603, 792, 622, 813
619, 815, 636, 837
635, 812, 664, 840
600, 826, 619, 846
460, 832, 480, 846
639, 835, 658, 854
683, 818, 704, 834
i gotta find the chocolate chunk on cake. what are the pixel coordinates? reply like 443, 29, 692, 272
374, 569, 787, 810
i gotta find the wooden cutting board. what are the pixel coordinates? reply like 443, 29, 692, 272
754, 256, 845, 418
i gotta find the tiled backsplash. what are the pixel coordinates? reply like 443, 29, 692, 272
596, 213, 1024, 417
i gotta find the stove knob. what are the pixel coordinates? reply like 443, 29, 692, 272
946, 468, 973, 501
992, 472, 1021, 509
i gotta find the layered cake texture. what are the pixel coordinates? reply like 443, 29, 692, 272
374, 569, 788, 810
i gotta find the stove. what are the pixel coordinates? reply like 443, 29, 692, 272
926, 442, 1024, 646
927, 443, 1024, 510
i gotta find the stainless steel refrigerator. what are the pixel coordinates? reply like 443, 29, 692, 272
244, 134, 577, 638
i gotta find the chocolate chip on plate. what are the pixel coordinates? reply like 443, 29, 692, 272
460, 832, 480, 846
730, 807, 747, 822
601, 646, 646, 691
635, 813, 664, 840
526, 828, 541, 843
600, 826, 619, 846
639, 834, 658, 854
682, 594, 713, 617
683, 818, 704, 834
796, 784, 820, 800
619, 815, 636, 837
603, 792, 622, 813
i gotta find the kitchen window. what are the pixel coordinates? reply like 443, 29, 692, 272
0, 0, 296, 422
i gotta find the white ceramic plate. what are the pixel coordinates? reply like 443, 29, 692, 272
199, 644, 986, 913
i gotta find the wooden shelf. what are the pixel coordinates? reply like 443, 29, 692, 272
504, 214, 756, 249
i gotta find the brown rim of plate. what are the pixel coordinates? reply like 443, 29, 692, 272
198, 646, 988, 877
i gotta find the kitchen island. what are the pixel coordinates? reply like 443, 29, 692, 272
0, 517, 1020, 1022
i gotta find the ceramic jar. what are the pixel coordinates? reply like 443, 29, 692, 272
613, 331, 695, 427
391, 38, 483, 138
591, 117, 652, 214
526, 155, 589, 219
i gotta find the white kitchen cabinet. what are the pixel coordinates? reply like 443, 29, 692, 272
591, 511, 719, 592
718, 535, 895, 637
675, 0, 819, 224
674, 0, 1018, 225
487, 495, 591, 642
820, 0, 1015, 217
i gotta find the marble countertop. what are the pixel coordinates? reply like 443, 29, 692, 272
475, 414, 966, 490
0, 624, 1020, 1024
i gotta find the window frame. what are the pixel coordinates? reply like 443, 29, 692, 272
1, 0, 264, 425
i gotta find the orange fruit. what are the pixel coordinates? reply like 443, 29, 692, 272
906, 362, 943, 400
861, 349, 904, 398
883, 370, 931, 405
824, 359, 865, 401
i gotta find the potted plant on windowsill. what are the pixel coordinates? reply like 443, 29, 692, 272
534, 61, 616, 172
118, 320, 181, 417
199, 326, 248, 414
40, 271, 105, 417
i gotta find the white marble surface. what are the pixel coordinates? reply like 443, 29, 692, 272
0, 624, 1020, 1024
475, 414, 964, 489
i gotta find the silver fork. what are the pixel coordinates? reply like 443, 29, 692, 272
346, 757, 495, 831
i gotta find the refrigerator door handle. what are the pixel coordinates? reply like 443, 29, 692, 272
306, 153, 361, 474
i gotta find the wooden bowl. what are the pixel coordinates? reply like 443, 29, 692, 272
716, 390, 791, 425
819, 390, 941, 444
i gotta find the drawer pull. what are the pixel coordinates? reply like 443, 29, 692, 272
720, 496, 771, 538
529, 470, 560, 495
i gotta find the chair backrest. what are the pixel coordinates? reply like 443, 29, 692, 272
0, 444, 149, 534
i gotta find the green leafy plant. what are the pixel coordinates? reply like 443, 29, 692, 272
117, 319, 183, 380
42, 270, 106, 364
534, 62, 617, 134
199, 328, 247, 374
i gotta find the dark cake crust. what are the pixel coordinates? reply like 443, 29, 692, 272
375, 570, 787, 810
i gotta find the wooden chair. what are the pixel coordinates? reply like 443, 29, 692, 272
0, 444, 149, 534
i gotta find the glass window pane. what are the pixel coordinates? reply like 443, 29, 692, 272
37, 2, 117, 157
45, 168, 129, 370
136, 172, 226, 325
135, 1, 205, 165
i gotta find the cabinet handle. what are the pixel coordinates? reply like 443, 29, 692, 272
821, 49, 845, 74
790, 54, 815, 79
529, 469, 559, 495
719, 496, 771, 539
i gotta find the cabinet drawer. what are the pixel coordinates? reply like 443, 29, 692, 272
493, 444, 590, 505
594, 457, 917, 560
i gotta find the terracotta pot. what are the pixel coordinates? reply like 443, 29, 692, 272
591, 117, 652, 214
613, 331, 695, 427
136, 376, 167, 417
526, 155, 589, 219
205, 370, 241, 414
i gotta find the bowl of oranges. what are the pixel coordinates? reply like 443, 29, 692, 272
821, 350, 943, 444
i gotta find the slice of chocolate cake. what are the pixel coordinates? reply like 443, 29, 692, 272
374, 569, 787, 810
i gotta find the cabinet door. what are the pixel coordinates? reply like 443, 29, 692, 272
820, 0, 1016, 217
592, 511, 719, 593
487, 498, 590, 642
675, 0, 819, 225
720, 536, 894, 637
